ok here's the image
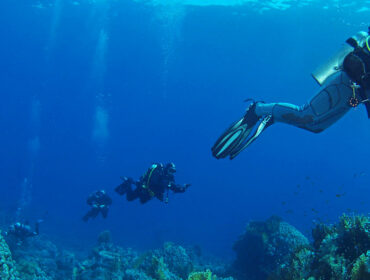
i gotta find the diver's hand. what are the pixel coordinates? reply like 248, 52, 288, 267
184, 184, 191, 189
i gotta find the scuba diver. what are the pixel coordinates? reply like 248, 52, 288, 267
212, 28, 370, 160
115, 162, 191, 204
3, 220, 42, 245
82, 190, 112, 222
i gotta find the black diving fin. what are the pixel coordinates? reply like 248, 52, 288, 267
229, 115, 273, 159
211, 102, 273, 160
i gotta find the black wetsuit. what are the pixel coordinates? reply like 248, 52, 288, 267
83, 191, 112, 222
5, 222, 39, 241
116, 163, 189, 204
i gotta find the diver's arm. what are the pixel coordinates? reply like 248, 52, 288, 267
170, 183, 190, 193
86, 195, 95, 206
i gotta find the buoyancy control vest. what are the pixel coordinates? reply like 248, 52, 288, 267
343, 36, 370, 89
312, 29, 370, 117
141, 163, 162, 197
343, 33, 370, 117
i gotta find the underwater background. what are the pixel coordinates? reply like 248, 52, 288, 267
0, 0, 369, 275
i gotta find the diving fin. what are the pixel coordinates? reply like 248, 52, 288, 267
212, 102, 259, 159
212, 102, 273, 160
229, 115, 273, 159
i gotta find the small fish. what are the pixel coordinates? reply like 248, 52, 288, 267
311, 208, 319, 213
281, 201, 287, 206
335, 192, 346, 198
293, 191, 299, 195
285, 209, 294, 214
319, 189, 324, 194
296, 184, 301, 189
305, 176, 310, 180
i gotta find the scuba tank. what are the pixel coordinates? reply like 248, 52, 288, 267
312, 30, 369, 86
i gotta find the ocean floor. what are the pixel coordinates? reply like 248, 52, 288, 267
1, 214, 370, 280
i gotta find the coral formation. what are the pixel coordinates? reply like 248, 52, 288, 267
163, 242, 193, 278
187, 269, 215, 280
234, 214, 370, 280
2, 214, 369, 280
0, 231, 19, 280
307, 214, 370, 280
232, 215, 309, 280
1, 229, 233, 280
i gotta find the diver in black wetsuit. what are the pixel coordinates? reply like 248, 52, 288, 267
82, 190, 112, 222
3, 220, 42, 245
115, 163, 191, 204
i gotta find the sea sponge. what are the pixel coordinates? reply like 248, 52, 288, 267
188, 269, 216, 280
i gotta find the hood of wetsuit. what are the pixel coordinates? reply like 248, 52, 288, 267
165, 162, 176, 173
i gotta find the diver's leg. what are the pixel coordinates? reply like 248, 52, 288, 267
255, 103, 302, 116
115, 177, 134, 195
255, 72, 353, 133
126, 187, 140, 201
101, 207, 109, 218
139, 194, 151, 204
82, 210, 92, 222
82, 207, 99, 222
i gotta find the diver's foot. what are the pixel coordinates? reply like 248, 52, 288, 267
243, 101, 259, 126
211, 101, 273, 160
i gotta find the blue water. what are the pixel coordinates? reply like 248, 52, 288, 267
0, 0, 369, 257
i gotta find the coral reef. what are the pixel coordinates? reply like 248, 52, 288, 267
2, 214, 369, 280
10, 235, 71, 280
232, 215, 309, 280
233, 214, 370, 280
187, 269, 215, 280
1, 228, 233, 280
0, 231, 19, 280
163, 242, 193, 278
306, 214, 370, 280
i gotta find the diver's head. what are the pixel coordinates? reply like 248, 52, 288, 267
97, 190, 105, 197
165, 162, 176, 173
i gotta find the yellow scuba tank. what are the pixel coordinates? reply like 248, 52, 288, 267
312, 31, 369, 86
